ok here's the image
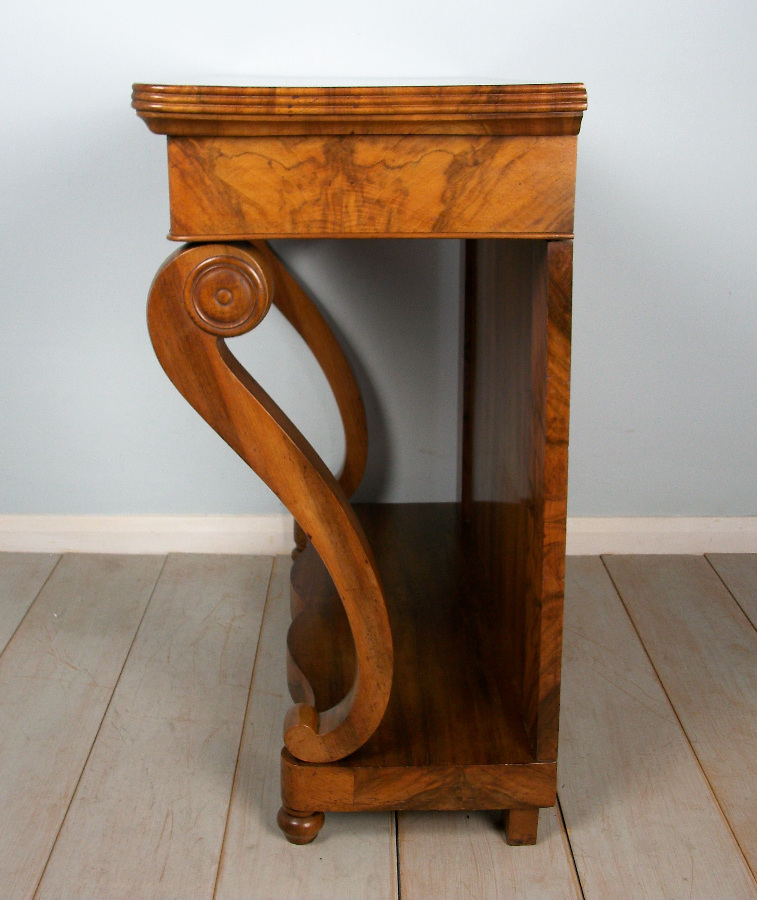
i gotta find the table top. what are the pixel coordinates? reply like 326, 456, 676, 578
132, 83, 587, 137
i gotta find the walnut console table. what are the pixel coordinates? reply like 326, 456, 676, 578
133, 83, 586, 846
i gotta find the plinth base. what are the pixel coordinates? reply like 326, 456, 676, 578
283, 504, 555, 837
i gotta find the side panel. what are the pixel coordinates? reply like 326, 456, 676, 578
462, 239, 572, 761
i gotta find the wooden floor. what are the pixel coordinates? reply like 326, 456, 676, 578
1, 552, 756, 899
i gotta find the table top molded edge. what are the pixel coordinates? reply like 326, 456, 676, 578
132, 83, 587, 137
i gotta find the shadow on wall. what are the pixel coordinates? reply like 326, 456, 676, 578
270, 239, 463, 504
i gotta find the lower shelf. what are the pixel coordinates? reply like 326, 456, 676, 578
284, 503, 556, 813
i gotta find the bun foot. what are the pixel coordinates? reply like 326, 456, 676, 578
503, 808, 539, 845
277, 805, 325, 844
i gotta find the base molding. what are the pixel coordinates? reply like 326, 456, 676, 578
566, 517, 757, 555
0, 515, 294, 555
0, 515, 754, 556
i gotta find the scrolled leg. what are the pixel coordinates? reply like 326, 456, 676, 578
147, 241, 393, 767
277, 806, 325, 845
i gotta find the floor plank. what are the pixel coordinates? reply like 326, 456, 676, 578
398, 806, 581, 900
559, 557, 756, 899
0, 554, 165, 900
603, 554, 757, 880
3, 551, 755, 898
0, 553, 59, 655
214, 556, 398, 900
35, 554, 273, 900
708, 553, 757, 630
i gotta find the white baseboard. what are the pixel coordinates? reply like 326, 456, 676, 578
566, 517, 757, 555
0, 515, 755, 556
0, 515, 295, 555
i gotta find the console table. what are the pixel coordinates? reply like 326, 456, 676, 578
133, 83, 586, 846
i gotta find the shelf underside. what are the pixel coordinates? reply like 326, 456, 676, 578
284, 503, 556, 812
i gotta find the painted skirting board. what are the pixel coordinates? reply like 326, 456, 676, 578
0, 515, 295, 555
0, 515, 755, 556
566, 517, 757, 555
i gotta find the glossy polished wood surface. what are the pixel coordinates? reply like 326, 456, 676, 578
134, 83, 585, 240
165, 134, 577, 240
290, 505, 535, 766
280, 236, 574, 839
462, 239, 572, 761
147, 242, 393, 765
132, 83, 587, 136
135, 83, 584, 846
283, 505, 556, 815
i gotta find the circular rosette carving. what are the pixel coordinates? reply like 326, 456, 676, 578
184, 246, 272, 336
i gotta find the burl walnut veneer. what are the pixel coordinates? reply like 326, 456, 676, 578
133, 83, 586, 845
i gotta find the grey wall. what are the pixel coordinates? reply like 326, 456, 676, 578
1, 1, 755, 517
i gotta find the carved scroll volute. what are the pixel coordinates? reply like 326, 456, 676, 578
147, 242, 392, 764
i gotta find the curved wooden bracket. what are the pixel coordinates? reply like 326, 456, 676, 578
147, 241, 392, 763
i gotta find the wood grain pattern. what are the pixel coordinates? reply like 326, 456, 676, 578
282, 753, 555, 813
288, 504, 535, 767
0, 554, 163, 900
283, 505, 556, 818
148, 242, 392, 764
136, 83, 585, 845
603, 555, 757, 878
463, 240, 572, 762
464, 239, 543, 724
560, 557, 757, 899
277, 806, 326, 845
35, 554, 272, 900
215, 556, 398, 900
398, 807, 582, 900
528, 240, 572, 761
166, 134, 577, 240
708, 553, 757, 629
504, 808, 541, 846
133, 83, 587, 136
0, 552, 58, 655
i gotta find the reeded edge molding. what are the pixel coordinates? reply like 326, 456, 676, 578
167, 232, 576, 242
132, 83, 587, 136
132, 83, 588, 113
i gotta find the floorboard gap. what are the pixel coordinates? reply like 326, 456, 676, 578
30, 554, 169, 900
213, 556, 277, 900
705, 555, 757, 637
0, 554, 62, 661
556, 795, 586, 900
599, 554, 757, 884
394, 812, 401, 900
